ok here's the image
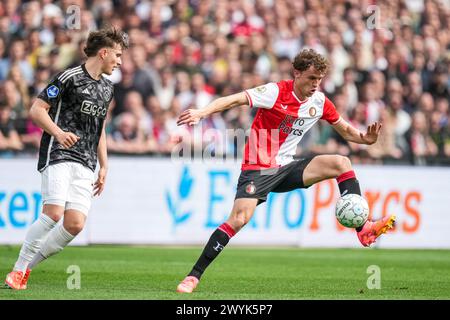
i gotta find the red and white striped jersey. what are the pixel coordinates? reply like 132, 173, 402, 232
242, 80, 341, 170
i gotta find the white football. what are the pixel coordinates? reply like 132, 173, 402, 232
335, 194, 369, 228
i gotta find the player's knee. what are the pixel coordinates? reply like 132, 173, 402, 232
228, 208, 251, 231
43, 212, 63, 223
42, 206, 64, 222
64, 221, 85, 236
333, 155, 352, 175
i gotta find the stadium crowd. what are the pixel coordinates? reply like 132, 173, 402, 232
0, 0, 448, 165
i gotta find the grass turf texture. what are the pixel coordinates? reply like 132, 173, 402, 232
1, 245, 449, 299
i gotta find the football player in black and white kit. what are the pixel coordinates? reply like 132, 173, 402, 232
5, 28, 129, 290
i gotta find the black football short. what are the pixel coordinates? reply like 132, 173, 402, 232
235, 157, 314, 205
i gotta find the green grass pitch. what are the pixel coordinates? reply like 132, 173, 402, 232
1, 245, 449, 300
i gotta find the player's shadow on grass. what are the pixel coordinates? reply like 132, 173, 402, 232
1, 285, 14, 290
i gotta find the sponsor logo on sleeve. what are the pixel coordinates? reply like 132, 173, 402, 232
47, 85, 59, 98
255, 85, 267, 93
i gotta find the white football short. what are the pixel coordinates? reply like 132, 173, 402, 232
41, 162, 95, 216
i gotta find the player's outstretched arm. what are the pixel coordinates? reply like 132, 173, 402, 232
30, 98, 80, 148
177, 92, 249, 126
332, 118, 382, 145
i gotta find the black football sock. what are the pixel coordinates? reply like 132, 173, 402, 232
337, 170, 361, 196
188, 223, 236, 280
336, 170, 364, 231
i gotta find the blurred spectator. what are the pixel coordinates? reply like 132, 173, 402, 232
360, 82, 385, 125
367, 108, 404, 162
404, 71, 424, 112
327, 31, 351, 87
112, 53, 136, 117
16, 95, 42, 154
106, 111, 155, 154
429, 64, 449, 99
7, 63, 30, 115
417, 92, 435, 118
174, 71, 194, 111
191, 72, 214, 108
0, 102, 23, 156
0, 39, 34, 84
429, 110, 449, 159
1, 79, 25, 119
385, 90, 411, 155
32, 65, 51, 95
146, 95, 181, 154
342, 68, 359, 112
129, 45, 157, 101
50, 27, 78, 70
155, 67, 176, 111
406, 111, 438, 165
123, 90, 152, 137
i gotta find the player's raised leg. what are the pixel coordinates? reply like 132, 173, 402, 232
177, 198, 258, 293
5, 205, 62, 290
302, 154, 395, 247
303, 154, 361, 195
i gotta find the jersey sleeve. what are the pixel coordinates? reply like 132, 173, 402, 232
108, 86, 114, 105
244, 82, 279, 109
37, 72, 68, 108
321, 96, 341, 124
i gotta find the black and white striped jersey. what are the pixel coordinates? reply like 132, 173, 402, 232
37, 64, 114, 172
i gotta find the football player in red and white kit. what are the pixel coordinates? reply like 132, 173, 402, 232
176, 49, 395, 293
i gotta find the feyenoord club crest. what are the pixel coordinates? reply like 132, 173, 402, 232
246, 182, 256, 194
309, 107, 317, 117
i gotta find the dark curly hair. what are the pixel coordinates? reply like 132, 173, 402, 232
292, 49, 329, 74
83, 27, 129, 57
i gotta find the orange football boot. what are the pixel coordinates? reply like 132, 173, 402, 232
357, 215, 396, 247
5, 271, 24, 290
176, 276, 199, 293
